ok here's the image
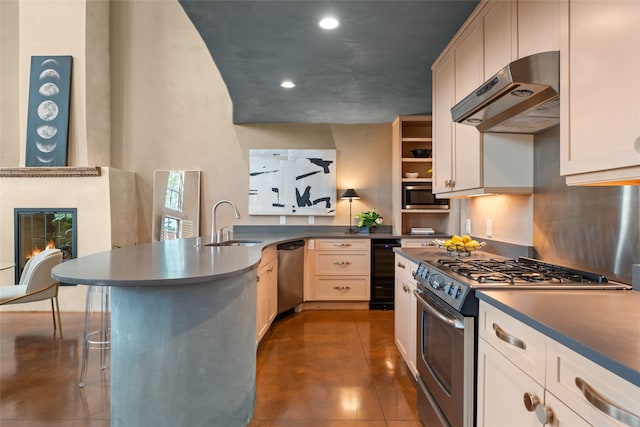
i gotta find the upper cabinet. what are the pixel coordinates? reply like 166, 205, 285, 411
432, 0, 534, 197
560, 0, 640, 185
517, 0, 560, 59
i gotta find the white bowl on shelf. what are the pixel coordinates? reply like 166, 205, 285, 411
405, 172, 419, 179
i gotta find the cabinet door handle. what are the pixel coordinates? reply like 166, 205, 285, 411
493, 323, 527, 350
575, 377, 640, 427
402, 284, 410, 293
523, 392, 540, 412
333, 286, 351, 291
333, 243, 351, 247
397, 261, 406, 269
267, 266, 273, 273
333, 261, 352, 266
420, 242, 434, 247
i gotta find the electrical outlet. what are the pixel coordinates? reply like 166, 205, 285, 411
308, 215, 314, 224
280, 215, 286, 225
486, 219, 492, 238
465, 219, 471, 234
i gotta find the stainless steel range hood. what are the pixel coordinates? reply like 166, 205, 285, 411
451, 51, 559, 134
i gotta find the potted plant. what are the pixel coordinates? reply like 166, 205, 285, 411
355, 209, 383, 233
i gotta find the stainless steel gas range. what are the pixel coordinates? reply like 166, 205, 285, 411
411, 250, 631, 427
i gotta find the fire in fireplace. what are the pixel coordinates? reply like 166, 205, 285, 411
14, 208, 77, 284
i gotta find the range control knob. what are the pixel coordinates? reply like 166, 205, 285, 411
428, 274, 445, 290
443, 283, 452, 294
454, 286, 462, 299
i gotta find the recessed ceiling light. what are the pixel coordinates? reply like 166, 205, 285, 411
319, 16, 340, 30
280, 80, 296, 89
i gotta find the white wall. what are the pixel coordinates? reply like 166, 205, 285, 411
109, 0, 394, 242
459, 194, 533, 245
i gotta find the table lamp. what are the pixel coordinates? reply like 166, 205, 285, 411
341, 188, 360, 234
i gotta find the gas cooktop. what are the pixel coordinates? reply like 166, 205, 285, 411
413, 252, 631, 314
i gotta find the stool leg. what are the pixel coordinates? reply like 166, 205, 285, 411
99, 288, 110, 370
79, 286, 92, 387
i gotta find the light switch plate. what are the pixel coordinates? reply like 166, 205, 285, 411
465, 219, 471, 234
280, 215, 286, 225
486, 219, 492, 238
308, 215, 314, 224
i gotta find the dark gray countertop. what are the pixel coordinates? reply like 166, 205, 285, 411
51, 229, 448, 287
476, 289, 640, 388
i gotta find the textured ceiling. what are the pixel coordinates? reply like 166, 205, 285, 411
179, 1, 479, 124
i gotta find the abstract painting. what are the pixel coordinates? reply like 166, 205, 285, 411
25, 56, 72, 167
249, 149, 336, 216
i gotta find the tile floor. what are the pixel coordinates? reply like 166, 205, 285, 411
0, 309, 420, 427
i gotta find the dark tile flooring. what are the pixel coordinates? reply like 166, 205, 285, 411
0, 309, 420, 427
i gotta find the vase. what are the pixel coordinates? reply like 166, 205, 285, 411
358, 226, 369, 235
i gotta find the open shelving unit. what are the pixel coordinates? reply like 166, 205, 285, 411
391, 115, 451, 236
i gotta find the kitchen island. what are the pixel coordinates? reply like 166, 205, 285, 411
52, 237, 268, 427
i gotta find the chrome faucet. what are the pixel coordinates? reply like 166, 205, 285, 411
211, 200, 241, 243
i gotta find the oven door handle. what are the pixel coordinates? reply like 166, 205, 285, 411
414, 289, 465, 330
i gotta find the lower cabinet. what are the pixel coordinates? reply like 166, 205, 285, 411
478, 301, 640, 427
394, 253, 418, 378
256, 245, 277, 343
305, 239, 370, 301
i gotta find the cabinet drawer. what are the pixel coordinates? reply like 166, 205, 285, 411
479, 301, 546, 386
546, 340, 640, 426
401, 239, 436, 249
314, 252, 369, 275
314, 239, 369, 251
312, 277, 369, 300
395, 254, 418, 279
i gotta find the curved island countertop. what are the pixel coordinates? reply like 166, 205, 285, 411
52, 236, 264, 287
51, 236, 279, 427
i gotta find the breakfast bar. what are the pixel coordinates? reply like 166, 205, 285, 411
52, 237, 263, 427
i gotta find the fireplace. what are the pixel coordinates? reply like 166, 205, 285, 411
14, 208, 77, 284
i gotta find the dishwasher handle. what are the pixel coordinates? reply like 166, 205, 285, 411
277, 240, 306, 251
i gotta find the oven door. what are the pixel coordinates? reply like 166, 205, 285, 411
415, 288, 475, 427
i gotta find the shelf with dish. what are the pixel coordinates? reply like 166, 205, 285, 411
393, 115, 453, 236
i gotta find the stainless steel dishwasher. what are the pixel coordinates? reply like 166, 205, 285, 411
276, 240, 305, 314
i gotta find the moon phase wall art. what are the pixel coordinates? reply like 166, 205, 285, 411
249, 149, 336, 216
25, 56, 72, 167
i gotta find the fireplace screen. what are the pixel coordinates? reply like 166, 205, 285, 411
14, 208, 77, 284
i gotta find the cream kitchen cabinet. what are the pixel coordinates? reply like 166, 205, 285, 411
400, 238, 436, 249
517, 0, 560, 59
560, 0, 640, 185
394, 253, 418, 378
546, 339, 640, 427
256, 245, 278, 343
478, 301, 640, 427
432, 2, 534, 198
305, 239, 370, 301
483, 0, 516, 78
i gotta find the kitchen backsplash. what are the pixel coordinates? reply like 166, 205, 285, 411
533, 127, 639, 284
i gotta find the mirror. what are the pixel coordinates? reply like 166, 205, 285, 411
152, 170, 201, 241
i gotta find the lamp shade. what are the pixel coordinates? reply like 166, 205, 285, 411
341, 188, 360, 199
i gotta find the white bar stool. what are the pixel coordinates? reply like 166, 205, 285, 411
79, 285, 110, 387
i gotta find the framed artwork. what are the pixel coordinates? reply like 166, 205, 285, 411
249, 149, 336, 216
25, 55, 72, 167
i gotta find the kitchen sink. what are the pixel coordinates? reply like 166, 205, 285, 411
205, 240, 263, 247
